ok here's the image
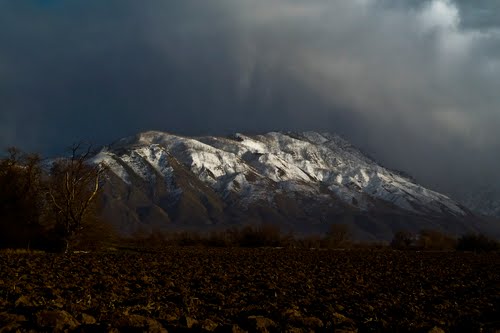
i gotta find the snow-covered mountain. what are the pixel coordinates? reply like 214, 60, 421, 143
92, 131, 494, 240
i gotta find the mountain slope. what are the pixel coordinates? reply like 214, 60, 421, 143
92, 131, 490, 240
456, 188, 500, 218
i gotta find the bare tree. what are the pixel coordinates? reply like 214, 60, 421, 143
47, 143, 106, 252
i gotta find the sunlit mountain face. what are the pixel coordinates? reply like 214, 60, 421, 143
90, 131, 500, 240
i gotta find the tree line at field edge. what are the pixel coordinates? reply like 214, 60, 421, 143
1, 146, 498, 253
0, 145, 113, 253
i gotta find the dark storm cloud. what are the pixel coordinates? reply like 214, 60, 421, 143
0, 1, 243, 151
1, 0, 499, 195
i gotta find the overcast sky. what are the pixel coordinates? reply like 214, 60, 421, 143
1, 0, 499, 195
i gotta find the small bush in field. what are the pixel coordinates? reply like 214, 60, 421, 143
294, 235, 327, 249
175, 231, 202, 246
228, 224, 284, 247
256, 224, 283, 247
417, 229, 456, 251
391, 230, 416, 249
325, 223, 351, 248
456, 233, 499, 252
204, 231, 232, 247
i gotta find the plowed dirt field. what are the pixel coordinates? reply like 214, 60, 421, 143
0, 248, 498, 332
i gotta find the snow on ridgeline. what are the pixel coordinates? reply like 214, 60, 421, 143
97, 130, 466, 216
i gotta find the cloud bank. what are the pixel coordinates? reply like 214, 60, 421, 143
0, 0, 499, 195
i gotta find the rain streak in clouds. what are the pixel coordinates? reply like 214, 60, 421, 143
0, 0, 499, 196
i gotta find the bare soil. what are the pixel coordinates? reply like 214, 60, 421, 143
0, 248, 499, 332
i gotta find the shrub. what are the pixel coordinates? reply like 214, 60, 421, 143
417, 229, 456, 251
175, 231, 203, 246
391, 230, 415, 249
325, 224, 351, 248
256, 224, 283, 247
456, 233, 499, 252
293, 235, 324, 249
69, 218, 118, 251
226, 224, 281, 247
204, 230, 232, 247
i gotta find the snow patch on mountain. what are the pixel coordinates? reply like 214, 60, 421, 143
92, 150, 131, 184
99, 131, 466, 217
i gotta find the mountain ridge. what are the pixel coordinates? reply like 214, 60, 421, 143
91, 130, 496, 240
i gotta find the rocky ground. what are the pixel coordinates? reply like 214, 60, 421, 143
0, 248, 499, 332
